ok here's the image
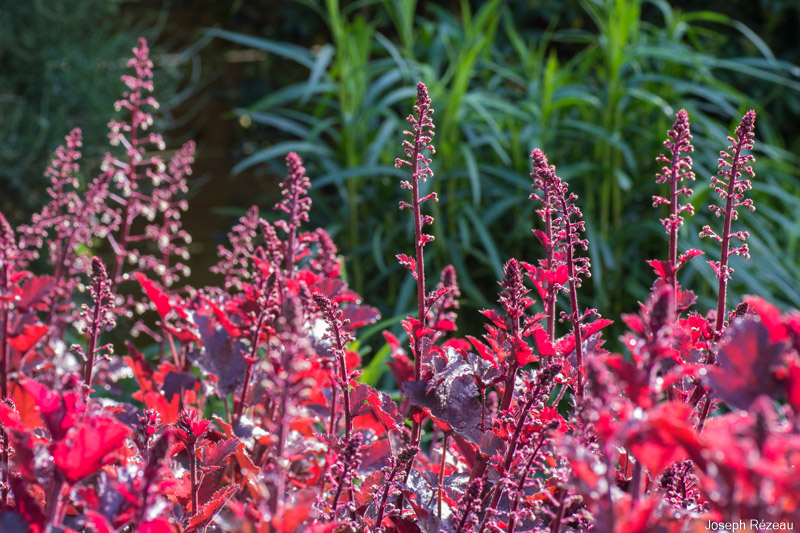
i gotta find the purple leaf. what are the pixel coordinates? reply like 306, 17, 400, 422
189, 308, 247, 396
708, 317, 787, 410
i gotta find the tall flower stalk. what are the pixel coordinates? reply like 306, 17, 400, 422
79, 257, 116, 396
701, 110, 756, 343
275, 152, 312, 276
18, 130, 118, 330
0, 212, 16, 505
107, 38, 165, 288
314, 294, 354, 439
395, 81, 436, 446
530, 150, 593, 398
530, 150, 559, 342
652, 109, 696, 313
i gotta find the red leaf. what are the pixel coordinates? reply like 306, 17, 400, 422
366, 387, 402, 431
124, 342, 157, 395
139, 519, 175, 533
143, 391, 181, 425
442, 338, 471, 353
8, 324, 48, 353
677, 248, 704, 270
396, 254, 417, 279
82, 511, 113, 533
9, 476, 46, 531
547, 264, 568, 286
134, 273, 174, 320
532, 328, 555, 357
10, 383, 44, 430
16, 275, 55, 313
624, 402, 697, 476
271, 488, 315, 532
387, 352, 414, 385
604, 354, 651, 409
200, 438, 239, 469
583, 318, 613, 338
646, 259, 672, 282
187, 484, 239, 530
382, 330, 401, 350
22, 380, 82, 441
479, 309, 506, 330
341, 304, 380, 330
53, 417, 130, 483
211, 415, 259, 485
466, 335, 496, 366
787, 358, 800, 412
433, 318, 457, 331
515, 340, 536, 366
744, 295, 788, 343
531, 229, 549, 249
0, 403, 23, 432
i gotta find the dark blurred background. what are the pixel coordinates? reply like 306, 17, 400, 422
3, 0, 799, 345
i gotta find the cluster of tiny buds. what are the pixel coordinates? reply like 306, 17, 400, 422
328, 432, 364, 512
530, 148, 591, 287
529, 148, 557, 205
700, 111, 757, 278
275, 152, 312, 232
395, 445, 419, 468
659, 460, 706, 511
709, 111, 757, 220
455, 478, 484, 532
79, 258, 116, 334
213, 206, 263, 291
0, 212, 17, 264
313, 294, 354, 365
653, 109, 696, 233
499, 258, 534, 322
395, 82, 436, 183
137, 408, 162, 438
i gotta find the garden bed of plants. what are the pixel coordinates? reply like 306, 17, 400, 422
1, 37, 798, 533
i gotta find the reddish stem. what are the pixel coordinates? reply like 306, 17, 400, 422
542, 183, 557, 342
375, 462, 402, 529
486, 396, 538, 511
548, 487, 568, 533
188, 442, 198, 517
235, 313, 266, 423
712, 139, 747, 346
46, 477, 66, 528
559, 195, 585, 398
667, 138, 682, 314
111, 96, 140, 289
82, 293, 102, 397
409, 123, 427, 449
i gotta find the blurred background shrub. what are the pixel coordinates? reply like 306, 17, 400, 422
4, 0, 799, 346
0, 0, 199, 219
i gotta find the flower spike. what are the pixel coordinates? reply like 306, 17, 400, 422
701, 110, 756, 339
651, 109, 699, 314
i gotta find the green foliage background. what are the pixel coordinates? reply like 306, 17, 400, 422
214, 0, 800, 341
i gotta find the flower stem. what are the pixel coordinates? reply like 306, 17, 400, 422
83, 296, 102, 397
188, 442, 198, 517
559, 195, 585, 398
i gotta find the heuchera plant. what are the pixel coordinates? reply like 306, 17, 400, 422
0, 38, 798, 533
